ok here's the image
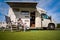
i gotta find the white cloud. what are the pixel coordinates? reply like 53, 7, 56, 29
37, 0, 60, 23
37, 0, 52, 8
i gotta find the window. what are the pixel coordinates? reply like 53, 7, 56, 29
41, 14, 49, 19
21, 11, 29, 15
13, 8, 19, 12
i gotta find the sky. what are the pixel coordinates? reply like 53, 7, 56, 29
0, 0, 60, 23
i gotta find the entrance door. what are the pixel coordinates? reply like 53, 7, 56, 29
30, 12, 35, 27
41, 13, 50, 27
21, 11, 30, 27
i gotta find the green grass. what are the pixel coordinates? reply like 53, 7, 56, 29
0, 30, 60, 40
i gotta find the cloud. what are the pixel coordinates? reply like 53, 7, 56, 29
37, 0, 52, 8
37, 0, 60, 23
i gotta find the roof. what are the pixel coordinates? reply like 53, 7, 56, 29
6, 2, 37, 8
5, 0, 39, 2
37, 7, 46, 14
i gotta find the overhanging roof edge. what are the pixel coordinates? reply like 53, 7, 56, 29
5, 1, 38, 3
6, 2, 37, 8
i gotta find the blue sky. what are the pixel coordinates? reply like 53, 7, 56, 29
0, 0, 60, 23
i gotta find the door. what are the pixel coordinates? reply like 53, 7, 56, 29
21, 11, 30, 27
41, 14, 51, 27
30, 12, 35, 27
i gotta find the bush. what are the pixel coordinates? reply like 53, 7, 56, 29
57, 24, 60, 28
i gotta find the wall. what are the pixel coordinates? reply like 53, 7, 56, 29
13, 7, 35, 27
8, 7, 46, 28
8, 7, 17, 22
35, 10, 41, 28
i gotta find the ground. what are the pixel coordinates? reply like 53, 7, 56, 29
0, 30, 60, 40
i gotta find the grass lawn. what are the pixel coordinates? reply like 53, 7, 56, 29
0, 30, 60, 40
